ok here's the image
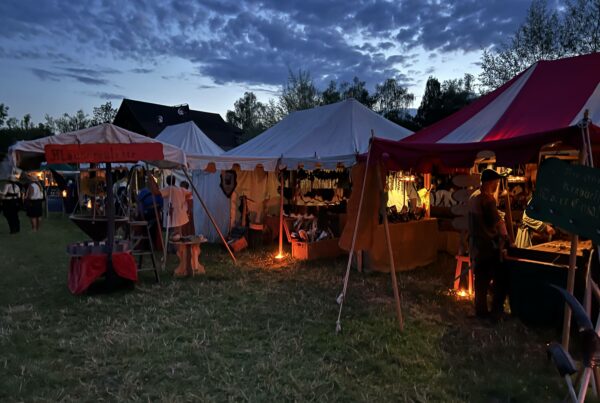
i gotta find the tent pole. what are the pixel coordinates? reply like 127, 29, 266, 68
105, 162, 116, 285
335, 140, 373, 333
277, 169, 284, 258
145, 165, 164, 254
162, 172, 172, 271
376, 162, 404, 332
503, 177, 515, 243
183, 168, 237, 265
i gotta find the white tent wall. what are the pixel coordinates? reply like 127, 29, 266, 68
192, 170, 231, 242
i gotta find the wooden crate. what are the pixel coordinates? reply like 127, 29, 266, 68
292, 238, 344, 260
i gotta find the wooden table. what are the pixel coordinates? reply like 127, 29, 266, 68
528, 239, 592, 257
170, 237, 207, 277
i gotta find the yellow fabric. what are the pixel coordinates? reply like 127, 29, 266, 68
339, 163, 382, 252
363, 218, 439, 272
230, 167, 280, 227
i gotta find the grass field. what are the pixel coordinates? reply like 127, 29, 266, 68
0, 213, 571, 401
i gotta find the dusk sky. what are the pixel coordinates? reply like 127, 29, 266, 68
0, 0, 541, 124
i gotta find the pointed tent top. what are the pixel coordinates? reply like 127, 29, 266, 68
225, 98, 413, 169
405, 52, 600, 144
156, 121, 224, 156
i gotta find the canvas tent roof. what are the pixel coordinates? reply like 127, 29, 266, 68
369, 52, 600, 171
187, 98, 413, 171
156, 121, 224, 156
10, 123, 187, 169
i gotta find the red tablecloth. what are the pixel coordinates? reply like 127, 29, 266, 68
68, 252, 138, 294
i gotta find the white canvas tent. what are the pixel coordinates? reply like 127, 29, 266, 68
156, 122, 230, 242
186, 98, 413, 171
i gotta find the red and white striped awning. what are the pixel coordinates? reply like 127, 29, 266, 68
405, 52, 600, 144
368, 53, 600, 171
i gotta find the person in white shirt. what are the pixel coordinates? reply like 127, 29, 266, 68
25, 175, 44, 232
0, 174, 22, 234
150, 175, 192, 239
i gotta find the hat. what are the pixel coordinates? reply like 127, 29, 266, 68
480, 168, 507, 183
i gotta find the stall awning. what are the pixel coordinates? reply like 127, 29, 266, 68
367, 52, 600, 171
10, 123, 187, 169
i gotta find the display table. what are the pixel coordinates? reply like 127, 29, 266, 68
505, 240, 593, 326
171, 237, 207, 277
363, 218, 439, 272
68, 252, 137, 294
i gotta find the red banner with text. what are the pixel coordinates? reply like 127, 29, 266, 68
45, 143, 164, 164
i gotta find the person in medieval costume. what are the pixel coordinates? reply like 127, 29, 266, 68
515, 199, 555, 248
468, 169, 510, 321
0, 174, 22, 234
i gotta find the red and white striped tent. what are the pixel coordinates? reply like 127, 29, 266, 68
369, 52, 600, 171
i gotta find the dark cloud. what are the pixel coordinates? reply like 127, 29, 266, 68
1, 0, 536, 90
30, 67, 110, 86
87, 91, 126, 100
131, 68, 154, 74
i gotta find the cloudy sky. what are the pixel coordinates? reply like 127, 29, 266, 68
0, 0, 538, 123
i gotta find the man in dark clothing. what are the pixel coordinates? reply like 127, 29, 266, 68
468, 169, 510, 320
1, 175, 22, 234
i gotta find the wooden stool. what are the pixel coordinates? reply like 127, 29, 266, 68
453, 255, 473, 294
171, 237, 206, 277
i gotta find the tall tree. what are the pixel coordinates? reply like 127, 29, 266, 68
321, 80, 341, 105
91, 101, 118, 125
45, 110, 91, 133
339, 77, 375, 108
414, 75, 476, 129
226, 92, 271, 142
480, 0, 600, 91
6, 117, 18, 129
20, 114, 32, 130
373, 78, 415, 121
0, 103, 8, 127
279, 69, 320, 115
559, 0, 600, 55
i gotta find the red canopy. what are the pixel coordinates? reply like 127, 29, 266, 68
370, 52, 600, 171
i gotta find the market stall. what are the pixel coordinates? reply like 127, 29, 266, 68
187, 98, 413, 258
9, 123, 234, 292
336, 52, 600, 333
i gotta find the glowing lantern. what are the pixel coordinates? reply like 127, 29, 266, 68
61, 190, 67, 198
86, 199, 92, 209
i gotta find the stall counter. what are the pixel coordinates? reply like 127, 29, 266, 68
363, 218, 439, 272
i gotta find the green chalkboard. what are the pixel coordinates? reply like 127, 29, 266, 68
528, 158, 600, 243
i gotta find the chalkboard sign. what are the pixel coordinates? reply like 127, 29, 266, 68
528, 158, 600, 243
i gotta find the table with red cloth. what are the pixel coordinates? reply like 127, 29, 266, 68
68, 252, 138, 294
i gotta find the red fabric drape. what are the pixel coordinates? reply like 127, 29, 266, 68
68, 252, 138, 294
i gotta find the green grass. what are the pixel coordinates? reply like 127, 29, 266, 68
0, 213, 570, 401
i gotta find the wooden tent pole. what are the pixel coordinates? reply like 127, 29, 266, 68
562, 114, 590, 349
183, 168, 237, 265
376, 162, 404, 332
145, 165, 164, 254
503, 177, 515, 243
335, 139, 373, 333
277, 170, 284, 258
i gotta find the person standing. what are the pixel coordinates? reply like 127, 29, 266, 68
0, 174, 22, 234
515, 199, 555, 248
468, 169, 510, 321
24, 175, 44, 232
150, 175, 191, 239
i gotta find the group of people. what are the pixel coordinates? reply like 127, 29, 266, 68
0, 173, 44, 234
467, 169, 554, 322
